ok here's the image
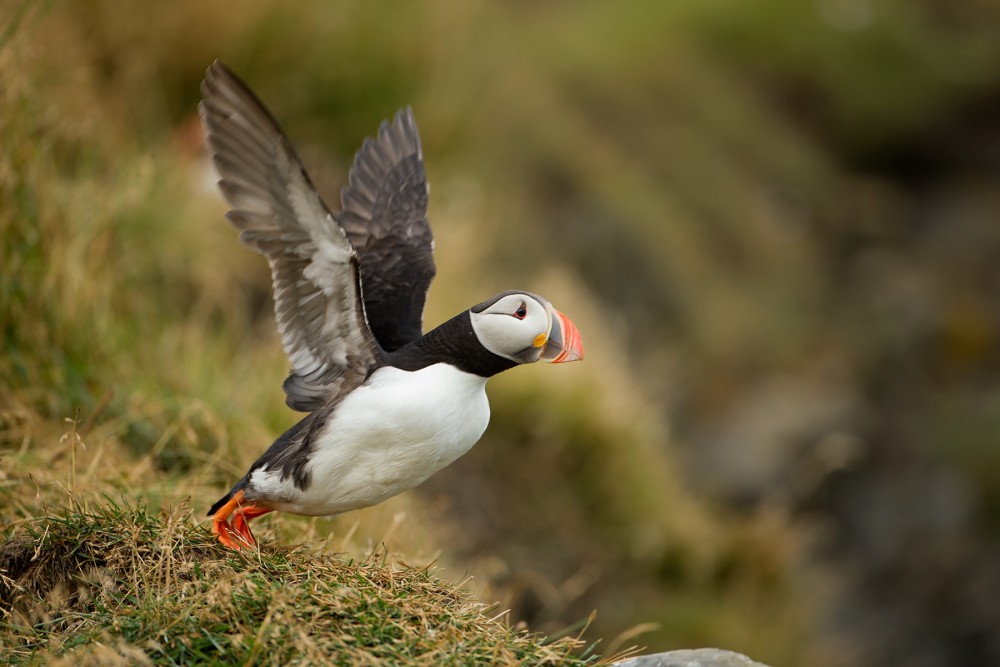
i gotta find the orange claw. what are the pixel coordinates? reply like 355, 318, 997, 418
210, 490, 273, 550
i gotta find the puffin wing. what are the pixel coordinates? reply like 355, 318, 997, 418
335, 108, 435, 352
200, 61, 383, 412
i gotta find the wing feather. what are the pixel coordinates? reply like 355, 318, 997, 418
335, 108, 436, 352
200, 60, 383, 412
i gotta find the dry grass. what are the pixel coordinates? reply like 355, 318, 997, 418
0, 401, 619, 665
0, 501, 606, 666
15, 1, 989, 665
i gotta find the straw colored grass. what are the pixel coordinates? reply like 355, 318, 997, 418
0, 501, 606, 666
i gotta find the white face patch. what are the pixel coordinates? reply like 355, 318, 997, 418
469, 293, 552, 364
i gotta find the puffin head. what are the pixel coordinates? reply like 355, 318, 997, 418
469, 291, 584, 365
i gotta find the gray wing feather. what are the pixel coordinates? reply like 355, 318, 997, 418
200, 61, 383, 412
336, 108, 436, 352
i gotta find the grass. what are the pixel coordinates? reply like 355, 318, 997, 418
0, 1, 837, 664
0, 1, 831, 664
0, 396, 622, 665
0, 10, 630, 661
0, 501, 606, 666
10, 1, 999, 666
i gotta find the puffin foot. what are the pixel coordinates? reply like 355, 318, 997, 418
210, 490, 274, 550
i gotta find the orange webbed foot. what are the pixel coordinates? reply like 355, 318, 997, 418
210, 490, 274, 550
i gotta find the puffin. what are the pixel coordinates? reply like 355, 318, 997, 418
199, 61, 584, 549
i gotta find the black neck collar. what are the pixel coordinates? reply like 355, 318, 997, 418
387, 311, 518, 377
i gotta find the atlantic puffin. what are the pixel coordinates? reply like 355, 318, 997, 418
199, 61, 583, 549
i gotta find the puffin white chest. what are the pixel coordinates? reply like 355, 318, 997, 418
257, 363, 490, 515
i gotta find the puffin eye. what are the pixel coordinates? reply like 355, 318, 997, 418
514, 303, 527, 320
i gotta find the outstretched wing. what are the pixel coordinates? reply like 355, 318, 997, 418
335, 108, 436, 352
200, 60, 384, 412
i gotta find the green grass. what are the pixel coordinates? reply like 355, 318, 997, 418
0, 501, 605, 665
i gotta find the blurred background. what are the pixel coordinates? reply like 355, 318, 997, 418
2, 1, 999, 665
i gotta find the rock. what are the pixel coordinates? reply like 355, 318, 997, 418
615, 648, 771, 667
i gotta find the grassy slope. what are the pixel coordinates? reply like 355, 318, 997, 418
0, 4, 590, 664
11, 0, 975, 664
0, 6, 602, 663
1, 502, 599, 666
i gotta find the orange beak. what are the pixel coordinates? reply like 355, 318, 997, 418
540, 309, 584, 363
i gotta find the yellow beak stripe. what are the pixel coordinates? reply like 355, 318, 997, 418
533, 333, 547, 348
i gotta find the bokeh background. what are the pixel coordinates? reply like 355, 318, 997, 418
3, 1, 1000, 665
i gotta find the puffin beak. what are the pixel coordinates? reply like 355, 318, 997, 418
540, 309, 584, 363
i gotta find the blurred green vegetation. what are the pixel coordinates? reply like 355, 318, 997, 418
3, 1, 999, 665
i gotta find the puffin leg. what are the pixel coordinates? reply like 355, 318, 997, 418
210, 490, 272, 550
